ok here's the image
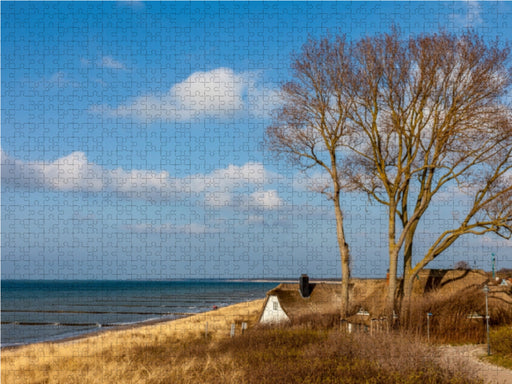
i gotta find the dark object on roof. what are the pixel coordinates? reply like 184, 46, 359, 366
299, 274, 310, 298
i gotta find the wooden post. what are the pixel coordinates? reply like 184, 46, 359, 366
484, 285, 491, 355
340, 319, 347, 333
230, 323, 235, 338
241, 322, 247, 335
427, 313, 432, 343
205, 322, 208, 338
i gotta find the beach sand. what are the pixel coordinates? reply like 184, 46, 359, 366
1, 298, 265, 383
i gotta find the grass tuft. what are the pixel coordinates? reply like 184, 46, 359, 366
402, 286, 512, 344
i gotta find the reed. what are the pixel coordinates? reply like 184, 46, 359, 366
401, 286, 512, 344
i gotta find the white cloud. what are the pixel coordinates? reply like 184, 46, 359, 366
250, 190, 283, 209
94, 68, 279, 122
205, 191, 233, 207
202, 162, 269, 191
126, 223, 219, 234
452, 1, 483, 28
33, 71, 80, 90
1, 150, 282, 210
1, 150, 103, 191
99, 56, 127, 70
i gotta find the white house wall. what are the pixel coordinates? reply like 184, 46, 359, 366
260, 295, 289, 323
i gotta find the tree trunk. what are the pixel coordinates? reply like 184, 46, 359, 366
333, 196, 350, 318
402, 268, 415, 326
386, 248, 398, 324
402, 234, 413, 291
400, 227, 415, 323
386, 205, 398, 325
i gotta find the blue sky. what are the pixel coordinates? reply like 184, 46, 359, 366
2, 1, 512, 280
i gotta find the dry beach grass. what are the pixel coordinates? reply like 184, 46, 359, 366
3, 272, 511, 384
0, 297, 486, 384
1, 299, 264, 383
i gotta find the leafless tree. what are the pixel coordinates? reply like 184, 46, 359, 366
345, 31, 512, 318
454, 261, 471, 270
268, 31, 512, 320
266, 36, 353, 317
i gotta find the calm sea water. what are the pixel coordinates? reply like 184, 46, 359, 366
1, 280, 277, 347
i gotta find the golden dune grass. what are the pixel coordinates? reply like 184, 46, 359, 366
1, 299, 265, 384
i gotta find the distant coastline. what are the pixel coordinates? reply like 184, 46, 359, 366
1, 277, 347, 283
1, 280, 276, 347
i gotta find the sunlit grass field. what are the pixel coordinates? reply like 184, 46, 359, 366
1, 296, 491, 384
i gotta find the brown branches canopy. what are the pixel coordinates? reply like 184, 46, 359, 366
267, 36, 353, 317
266, 30, 512, 318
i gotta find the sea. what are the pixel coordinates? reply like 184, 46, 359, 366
1, 280, 278, 347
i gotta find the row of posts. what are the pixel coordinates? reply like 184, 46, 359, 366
203, 287, 492, 353
340, 285, 491, 355
204, 321, 248, 338
340, 318, 389, 335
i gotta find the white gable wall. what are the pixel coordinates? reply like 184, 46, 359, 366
260, 295, 290, 323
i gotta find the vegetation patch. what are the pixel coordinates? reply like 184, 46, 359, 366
483, 326, 512, 369
401, 286, 512, 344
216, 327, 479, 384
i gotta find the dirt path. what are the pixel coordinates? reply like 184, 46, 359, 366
438, 344, 512, 384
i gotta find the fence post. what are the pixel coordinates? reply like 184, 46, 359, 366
205, 322, 208, 338
484, 285, 491, 356
427, 313, 432, 343
230, 323, 236, 338
340, 319, 347, 333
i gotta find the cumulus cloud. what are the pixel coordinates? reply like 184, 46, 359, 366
452, 1, 483, 28
1, 150, 282, 210
1, 150, 104, 191
93, 67, 278, 122
250, 190, 283, 210
99, 56, 127, 70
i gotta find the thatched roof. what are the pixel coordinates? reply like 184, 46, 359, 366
413, 269, 489, 294
259, 270, 511, 325
260, 279, 388, 322
488, 285, 512, 308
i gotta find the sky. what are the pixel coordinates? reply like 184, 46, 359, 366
2, 1, 512, 280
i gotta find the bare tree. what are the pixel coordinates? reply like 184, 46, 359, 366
269, 31, 512, 321
266, 36, 353, 317
345, 31, 512, 318
454, 261, 471, 270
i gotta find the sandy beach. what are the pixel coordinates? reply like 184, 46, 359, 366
1, 298, 265, 383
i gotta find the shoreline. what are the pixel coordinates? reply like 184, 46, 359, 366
1, 298, 264, 352
1, 298, 266, 383
2, 280, 279, 349
1, 313, 192, 351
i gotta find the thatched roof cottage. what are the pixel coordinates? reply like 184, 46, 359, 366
259, 270, 506, 326
259, 276, 387, 324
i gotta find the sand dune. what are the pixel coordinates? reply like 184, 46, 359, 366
1, 299, 264, 383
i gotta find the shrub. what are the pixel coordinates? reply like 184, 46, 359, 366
490, 326, 512, 356
216, 327, 479, 384
454, 261, 471, 270
401, 286, 512, 344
